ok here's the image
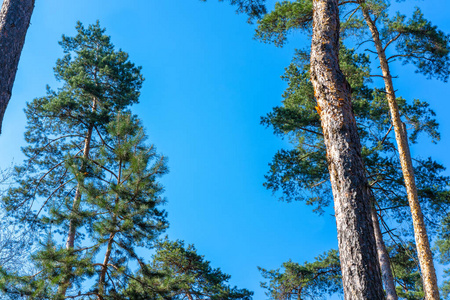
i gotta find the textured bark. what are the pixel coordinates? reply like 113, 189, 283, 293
359, 4, 440, 299
371, 204, 398, 300
0, 0, 34, 133
309, 1, 385, 299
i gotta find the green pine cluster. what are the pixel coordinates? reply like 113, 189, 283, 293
125, 239, 253, 299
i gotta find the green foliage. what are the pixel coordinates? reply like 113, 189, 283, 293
125, 239, 253, 299
435, 215, 450, 299
389, 243, 424, 300
0, 22, 167, 298
255, 0, 450, 80
258, 250, 341, 300
255, 0, 312, 46
258, 244, 424, 300
385, 8, 450, 81
261, 46, 448, 227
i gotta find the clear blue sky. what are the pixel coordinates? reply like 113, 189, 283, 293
1, 0, 450, 298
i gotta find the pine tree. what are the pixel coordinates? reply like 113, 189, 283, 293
0, 22, 168, 299
125, 239, 253, 300
255, 1, 450, 298
0, 0, 35, 132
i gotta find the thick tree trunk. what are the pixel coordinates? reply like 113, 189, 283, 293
0, 0, 34, 133
371, 204, 398, 300
309, 0, 385, 298
359, 4, 440, 299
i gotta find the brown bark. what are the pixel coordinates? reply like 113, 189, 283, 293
0, 0, 34, 133
359, 3, 440, 299
97, 232, 116, 298
309, 0, 385, 298
371, 204, 398, 300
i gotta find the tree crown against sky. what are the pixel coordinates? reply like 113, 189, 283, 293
254, 0, 450, 81
0, 22, 169, 298
125, 239, 253, 299
255, 0, 450, 62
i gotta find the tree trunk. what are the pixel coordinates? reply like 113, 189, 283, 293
58, 99, 97, 296
57, 124, 94, 296
65, 124, 94, 249
371, 204, 398, 300
0, 0, 34, 133
98, 159, 121, 298
359, 4, 440, 299
97, 232, 116, 299
309, 1, 385, 298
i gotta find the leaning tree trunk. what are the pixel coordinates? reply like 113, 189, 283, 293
309, 0, 385, 298
359, 3, 440, 299
0, 0, 35, 133
371, 203, 398, 300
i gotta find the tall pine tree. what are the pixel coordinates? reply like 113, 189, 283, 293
0, 22, 168, 299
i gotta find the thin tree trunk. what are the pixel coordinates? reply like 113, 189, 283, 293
65, 125, 93, 249
97, 232, 116, 298
97, 159, 121, 298
0, 0, 35, 133
309, 0, 385, 298
371, 204, 398, 300
359, 4, 440, 299
66, 122, 96, 245
58, 99, 97, 296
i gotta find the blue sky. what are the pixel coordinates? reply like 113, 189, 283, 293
1, 0, 450, 298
